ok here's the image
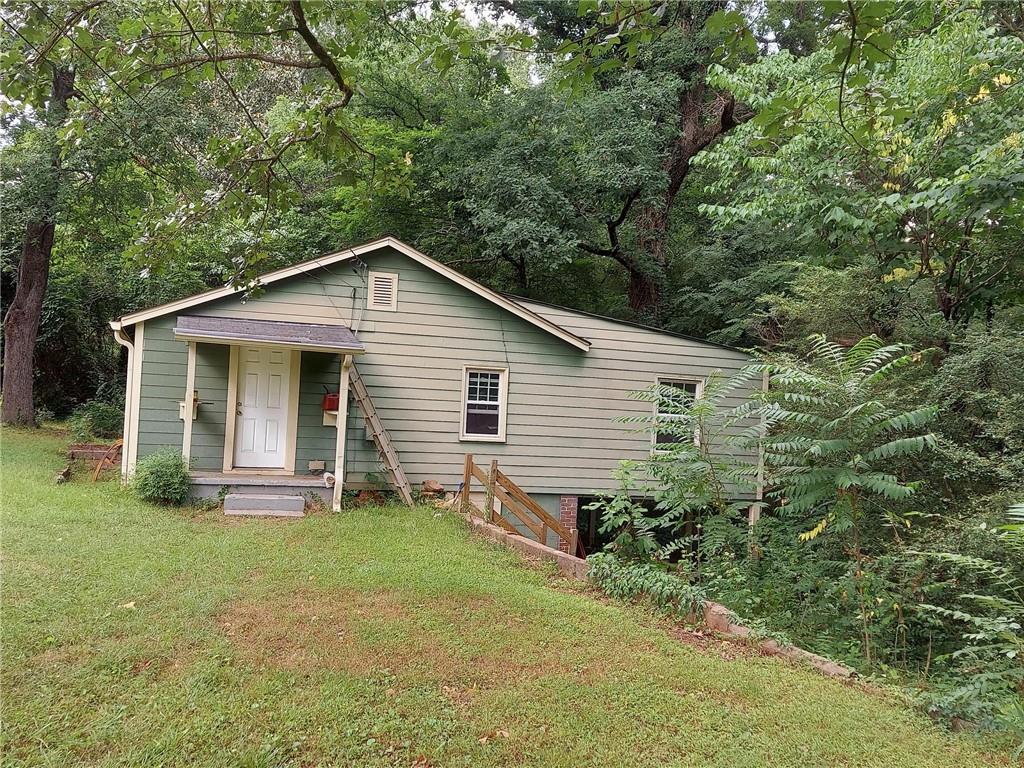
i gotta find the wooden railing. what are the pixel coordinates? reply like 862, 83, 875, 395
461, 454, 583, 559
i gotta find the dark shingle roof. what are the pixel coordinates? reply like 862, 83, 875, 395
174, 315, 363, 352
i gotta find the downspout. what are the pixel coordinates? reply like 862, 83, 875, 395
111, 321, 134, 483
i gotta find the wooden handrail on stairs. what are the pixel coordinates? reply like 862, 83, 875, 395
461, 454, 582, 558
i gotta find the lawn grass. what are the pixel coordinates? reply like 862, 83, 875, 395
1, 428, 1012, 767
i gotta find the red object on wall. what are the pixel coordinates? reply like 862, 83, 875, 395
322, 392, 340, 411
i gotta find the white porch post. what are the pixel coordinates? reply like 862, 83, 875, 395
332, 354, 352, 511
181, 341, 197, 463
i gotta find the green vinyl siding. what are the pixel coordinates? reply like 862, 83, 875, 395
189, 342, 229, 470
295, 351, 341, 474
136, 315, 186, 460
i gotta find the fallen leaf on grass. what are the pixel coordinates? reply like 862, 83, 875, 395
120, 601, 136, 610
478, 729, 510, 745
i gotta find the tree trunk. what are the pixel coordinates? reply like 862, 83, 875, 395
2, 222, 56, 424
572, 5, 744, 317
628, 67, 740, 315
1, 65, 75, 426
629, 203, 670, 314
627, 269, 661, 314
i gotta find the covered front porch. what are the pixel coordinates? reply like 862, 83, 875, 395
171, 315, 363, 512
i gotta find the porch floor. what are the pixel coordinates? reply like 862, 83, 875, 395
190, 472, 333, 503
191, 473, 328, 488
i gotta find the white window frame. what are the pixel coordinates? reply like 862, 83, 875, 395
651, 377, 704, 452
367, 270, 398, 311
459, 365, 509, 442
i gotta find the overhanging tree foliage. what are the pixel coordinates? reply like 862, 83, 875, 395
698, 4, 1024, 338
0, 0, 465, 423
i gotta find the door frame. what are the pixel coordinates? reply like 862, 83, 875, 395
222, 344, 301, 474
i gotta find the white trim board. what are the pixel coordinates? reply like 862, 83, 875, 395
112, 328, 136, 481
125, 321, 145, 477
173, 332, 365, 356
110, 237, 590, 352
222, 345, 239, 472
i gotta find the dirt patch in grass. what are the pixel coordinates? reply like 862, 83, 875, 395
30, 643, 95, 669
215, 588, 626, 690
216, 588, 411, 673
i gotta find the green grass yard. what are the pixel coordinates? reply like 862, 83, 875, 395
0, 428, 1012, 767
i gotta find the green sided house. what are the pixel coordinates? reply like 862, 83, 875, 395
110, 237, 756, 548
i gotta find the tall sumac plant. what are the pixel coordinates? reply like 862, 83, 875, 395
757, 335, 938, 662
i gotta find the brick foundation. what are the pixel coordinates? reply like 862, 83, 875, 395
558, 495, 578, 552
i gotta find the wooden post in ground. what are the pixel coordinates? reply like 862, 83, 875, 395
569, 528, 579, 558
484, 459, 498, 523
461, 453, 473, 516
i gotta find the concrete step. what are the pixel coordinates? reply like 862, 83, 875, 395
224, 493, 305, 518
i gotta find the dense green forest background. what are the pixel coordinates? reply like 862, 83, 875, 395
2, 0, 1022, 750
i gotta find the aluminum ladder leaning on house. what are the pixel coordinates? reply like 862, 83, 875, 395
348, 365, 415, 506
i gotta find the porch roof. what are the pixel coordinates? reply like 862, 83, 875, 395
173, 315, 365, 353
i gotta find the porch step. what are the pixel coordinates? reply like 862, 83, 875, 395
224, 493, 305, 518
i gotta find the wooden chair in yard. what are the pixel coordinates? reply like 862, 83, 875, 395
91, 439, 123, 482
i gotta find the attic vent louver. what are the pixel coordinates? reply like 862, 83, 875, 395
367, 271, 398, 311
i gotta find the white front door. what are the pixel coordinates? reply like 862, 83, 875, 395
234, 347, 291, 468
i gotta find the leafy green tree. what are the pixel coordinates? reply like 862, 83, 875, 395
0, 0, 471, 423
462, 1, 760, 315
630, 371, 763, 557
433, 73, 677, 295
912, 326, 1024, 509
1, 13, 77, 424
699, 5, 1024, 339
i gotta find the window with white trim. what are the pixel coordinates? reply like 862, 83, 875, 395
367, 271, 398, 311
653, 379, 702, 448
460, 367, 508, 441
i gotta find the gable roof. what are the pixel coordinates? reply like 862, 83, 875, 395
110, 237, 591, 352
509, 295, 750, 356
